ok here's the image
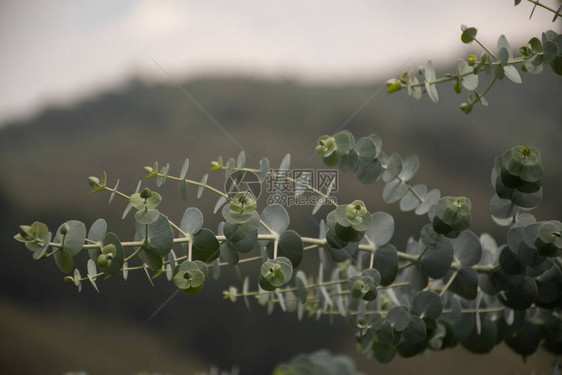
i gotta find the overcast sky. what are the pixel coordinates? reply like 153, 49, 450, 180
0, 0, 557, 125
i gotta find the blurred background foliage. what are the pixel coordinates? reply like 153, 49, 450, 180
0, 69, 560, 374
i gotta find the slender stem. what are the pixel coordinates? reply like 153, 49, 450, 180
473, 37, 498, 60
474, 77, 498, 105
440, 270, 458, 297
525, 0, 562, 17
124, 246, 143, 263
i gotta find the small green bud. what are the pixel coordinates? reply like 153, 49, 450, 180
345, 200, 368, 218
467, 55, 477, 66
64, 276, 75, 284
88, 176, 101, 188
211, 156, 223, 171
230, 192, 257, 213
102, 244, 117, 257
140, 188, 153, 199
97, 253, 111, 268
454, 79, 462, 94
386, 79, 402, 94
459, 102, 473, 114
18, 225, 34, 241
60, 223, 70, 235
315, 135, 336, 156
143, 166, 153, 175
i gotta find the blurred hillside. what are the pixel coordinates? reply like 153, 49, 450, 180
0, 71, 560, 374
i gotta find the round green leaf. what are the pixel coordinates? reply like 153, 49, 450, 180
382, 153, 402, 182
180, 207, 204, 235
365, 212, 394, 247
135, 208, 160, 225
334, 130, 355, 153
461, 26, 477, 44
398, 155, 419, 181
356, 159, 383, 184
382, 178, 409, 204
461, 318, 497, 354
54, 249, 73, 273
54, 220, 86, 257
412, 290, 442, 319
267, 230, 304, 267
339, 150, 359, 174
452, 230, 482, 267
386, 306, 410, 332
449, 267, 478, 300
355, 136, 378, 165
143, 214, 173, 256
192, 228, 220, 262
261, 204, 290, 233
373, 244, 398, 286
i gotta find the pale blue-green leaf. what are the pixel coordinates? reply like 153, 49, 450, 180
179, 158, 189, 179
424, 60, 439, 103
236, 151, 246, 168
57, 220, 86, 257
490, 194, 519, 221
122, 180, 142, 219
144, 267, 155, 287
243, 276, 250, 310
275, 290, 287, 312
279, 153, 291, 171
457, 59, 479, 91
357, 159, 383, 184
87, 272, 100, 293
415, 188, 440, 216
87, 258, 97, 277
525, 54, 544, 75
197, 174, 208, 198
382, 153, 402, 182
137, 214, 174, 256
109, 179, 119, 204
156, 163, 169, 187
407, 70, 422, 100
294, 171, 311, 197
87, 218, 107, 260
503, 65, 522, 84
258, 158, 270, 183
180, 207, 204, 235
261, 204, 290, 233
425, 81, 439, 103
452, 230, 482, 267
54, 249, 72, 273
178, 180, 188, 201
334, 131, 355, 153
214, 196, 228, 214
365, 212, 394, 247
212, 258, 220, 280
382, 178, 409, 203
399, 155, 419, 181
400, 184, 427, 212
497, 35, 513, 60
